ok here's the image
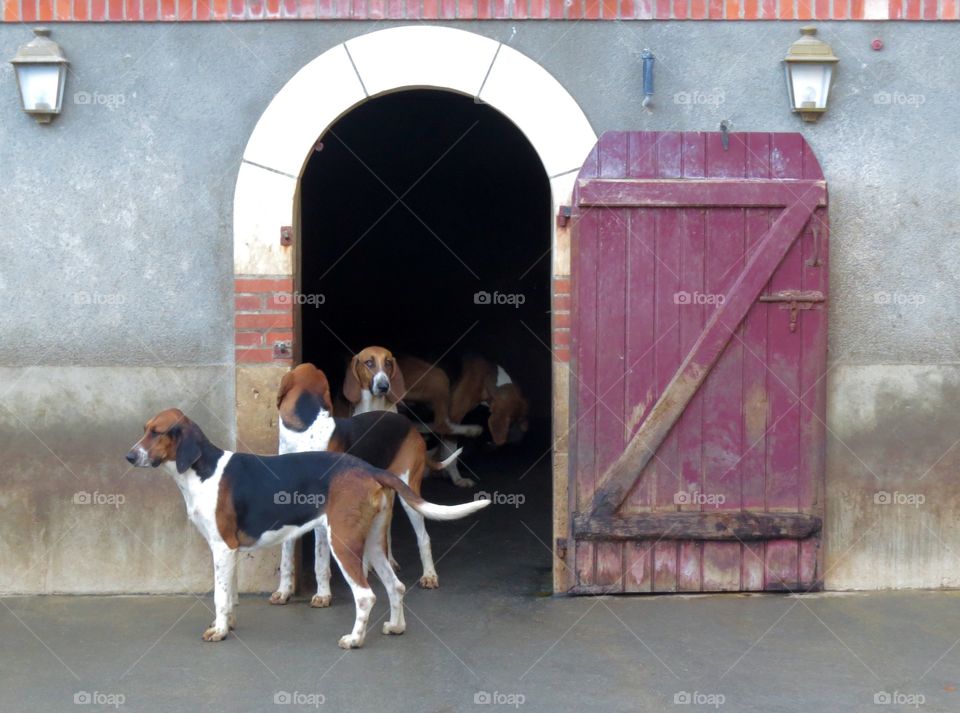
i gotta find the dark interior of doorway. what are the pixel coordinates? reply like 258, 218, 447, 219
297, 90, 554, 597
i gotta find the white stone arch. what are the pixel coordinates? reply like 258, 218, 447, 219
232, 24, 597, 279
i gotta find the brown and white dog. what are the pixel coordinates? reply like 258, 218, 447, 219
274, 363, 458, 602
342, 346, 405, 416
398, 354, 530, 487
126, 408, 488, 649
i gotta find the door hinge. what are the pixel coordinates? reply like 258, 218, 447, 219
556, 537, 568, 561
557, 205, 572, 228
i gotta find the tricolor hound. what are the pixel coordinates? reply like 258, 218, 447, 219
398, 354, 530, 487
273, 363, 456, 600
342, 345, 405, 415
126, 408, 488, 649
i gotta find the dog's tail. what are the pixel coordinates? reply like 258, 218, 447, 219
373, 470, 489, 521
426, 447, 462, 472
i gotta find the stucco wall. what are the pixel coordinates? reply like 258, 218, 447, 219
1, 21, 957, 592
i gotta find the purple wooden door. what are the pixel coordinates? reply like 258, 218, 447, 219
568, 131, 828, 594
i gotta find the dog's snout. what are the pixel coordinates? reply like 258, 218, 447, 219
125, 451, 138, 465
372, 373, 390, 395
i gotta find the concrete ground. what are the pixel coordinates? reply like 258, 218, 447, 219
3, 439, 959, 712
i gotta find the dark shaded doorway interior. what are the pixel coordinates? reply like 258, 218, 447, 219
297, 89, 554, 596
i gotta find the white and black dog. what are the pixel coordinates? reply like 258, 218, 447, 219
126, 408, 488, 649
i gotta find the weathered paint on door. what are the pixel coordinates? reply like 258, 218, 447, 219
568, 131, 828, 593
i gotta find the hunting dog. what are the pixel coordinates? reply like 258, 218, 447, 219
126, 408, 488, 649
342, 345, 405, 416
398, 354, 530, 487
273, 363, 457, 601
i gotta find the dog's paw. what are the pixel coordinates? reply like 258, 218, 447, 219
419, 573, 439, 589
452, 477, 477, 489
269, 590, 291, 605
227, 613, 237, 630
310, 594, 331, 608
202, 626, 228, 642
382, 622, 406, 636
338, 634, 364, 649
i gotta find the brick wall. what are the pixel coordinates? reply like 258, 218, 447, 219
234, 276, 294, 365
2, 0, 957, 20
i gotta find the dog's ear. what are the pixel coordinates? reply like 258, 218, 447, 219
277, 369, 296, 409
174, 424, 202, 474
488, 408, 510, 447
387, 359, 406, 404
343, 356, 362, 404
321, 383, 334, 413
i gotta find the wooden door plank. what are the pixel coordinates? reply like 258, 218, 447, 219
653, 541, 679, 592
584, 190, 821, 522
763, 133, 806, 589
674, 135, 707, 592
650, 208, 682, 512
678, 541, 703, 591
701, 138, 747, 587
624, 540, 654, 593
572, 202, 599, 587
624, 207, 657, 512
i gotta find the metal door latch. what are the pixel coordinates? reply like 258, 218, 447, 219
759, 290, 825, 332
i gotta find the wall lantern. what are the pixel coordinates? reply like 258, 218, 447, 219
783, 26, 838, 123
10, 27, 70, 124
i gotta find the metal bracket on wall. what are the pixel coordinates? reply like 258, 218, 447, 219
557, 205, 572, 228
280, 226, 293, 247
273, 341, 292, 359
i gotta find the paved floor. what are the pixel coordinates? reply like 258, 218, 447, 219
3, 441, 960, 712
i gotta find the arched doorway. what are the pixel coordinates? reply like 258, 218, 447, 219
233, 26, 595, 593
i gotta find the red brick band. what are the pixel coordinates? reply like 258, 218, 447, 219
235, 275, 294, 364
3, 0, 957, 20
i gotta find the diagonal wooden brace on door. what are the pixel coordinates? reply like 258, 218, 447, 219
579, 182, 825, 527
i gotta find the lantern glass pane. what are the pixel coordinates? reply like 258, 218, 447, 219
15, 64, 62, 112
788, 63, 832, 110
